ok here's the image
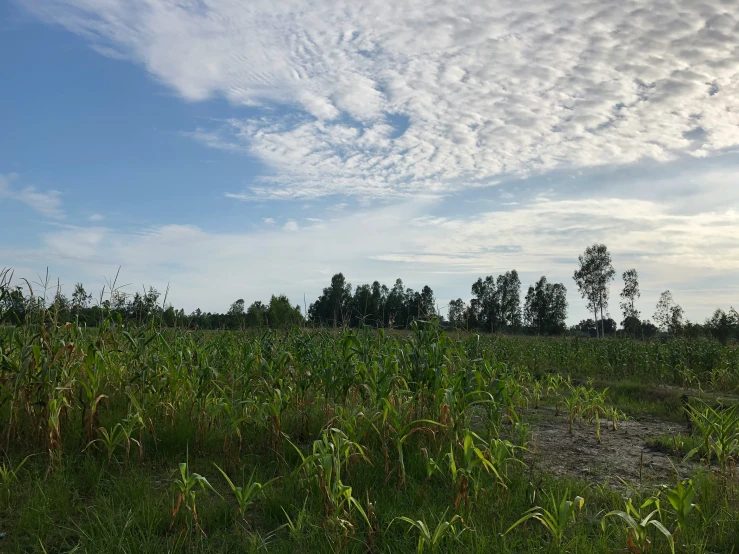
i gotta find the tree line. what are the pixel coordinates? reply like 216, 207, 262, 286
1, 243, 738, 341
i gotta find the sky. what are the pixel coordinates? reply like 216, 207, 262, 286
1, 0, 738, 323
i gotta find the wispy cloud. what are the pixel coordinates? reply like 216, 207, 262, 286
4, 187, 738, 321
89, 213, 104, 222
0, 173, 64, 218
24, 0, 739, 200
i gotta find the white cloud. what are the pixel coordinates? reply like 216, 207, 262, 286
89, 213, 104, 222
0, 173, 64, 218
4, 187, 738, 322
24, 0, 739, 200
263, 217, 275, 224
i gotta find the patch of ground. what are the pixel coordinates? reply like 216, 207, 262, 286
526, 407, 692, 488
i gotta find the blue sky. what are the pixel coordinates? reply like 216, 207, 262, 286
1, 0, 738, 323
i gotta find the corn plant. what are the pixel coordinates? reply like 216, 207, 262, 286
661, 478, 698, 534
686, 402, 739, 473
505, 489, 584, 547
448, 430, 510, 510
170, 456, 219, 536
380, 397, 443, 486
389, 510, 465, 553
531, 380, 544, 409
563, 388, 582, 435
88, 413, 144, 466
582, 388, 608, 443
605, 405, 626, 431
601, 498, 675, 554
78, 343, 108, 443
0, 454, 33, 504
289, 428, 370, 534
214, 464, 277, 527
281, 499, 310, 542
46, 390, 70, 473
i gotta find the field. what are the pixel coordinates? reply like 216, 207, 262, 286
1, 318, 739, 553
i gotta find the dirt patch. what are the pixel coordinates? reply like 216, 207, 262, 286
526, 407, 692, 489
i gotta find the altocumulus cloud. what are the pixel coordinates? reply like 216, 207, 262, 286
24, 0, 739, 200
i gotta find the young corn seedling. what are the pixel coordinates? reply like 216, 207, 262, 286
170, 455, 220, 536
582, 388, 608, 443
546, 375, 564, 415
281, 499, 310, 542
532, 380, 544, 409
46, 391, 70, 474
448, 430, 510, 511
87, 414, 144, 466
505, 489, 584, 547
606, 406, 626, 431
389, 510, 465, 553
214, 464, 277, 528
289, 428, 370, 535
601, 498, 675, 554
563, 389, 581, 435
0, 454, 33, 505
661, 478, 699, 536
380, 398, 443, 486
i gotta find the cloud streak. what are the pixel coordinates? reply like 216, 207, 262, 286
4, 192, 737, 322
0, 173, 64, 218
24, 0, 739, 199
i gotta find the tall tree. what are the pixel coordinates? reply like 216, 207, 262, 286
471, 275, 498, 333
266, 295, 303, 328
245, 301, 267, 327
573, 244, 615, 338
496, 270, 522, 330
71, 283, 91, 315
370, 281, 387, 328
351, 283, 373, 326
385, 279, 406, 328
619, 269, 640, 335
308, 273, 352, 327
227, 298, 246, 329
619, 269, 640, 319
654, 290, 683, 334
419, 285, 436, 319
705, 308, 739, 344
448, 299, 467, 329
523, 276, 568, 334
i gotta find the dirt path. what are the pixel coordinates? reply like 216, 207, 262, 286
526, 407, 692, 488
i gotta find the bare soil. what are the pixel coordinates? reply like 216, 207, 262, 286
526, 407, 692, 488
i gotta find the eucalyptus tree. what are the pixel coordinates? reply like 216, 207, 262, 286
654, 290, 684, 334
573, 244, 615, 338
524, 276, 568, 335
309, 273, 352, 327
71, 283, 92, 315
497, 270, 522, 330
448, 298, 468, 329
619, 269, 640, 335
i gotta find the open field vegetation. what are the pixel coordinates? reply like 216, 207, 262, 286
2, 266, 739, 553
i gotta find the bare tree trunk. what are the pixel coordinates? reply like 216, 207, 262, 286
593, 306, 599, 338
600, 300, 607, 338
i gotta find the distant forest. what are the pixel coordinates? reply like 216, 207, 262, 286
2, 243, 738, 341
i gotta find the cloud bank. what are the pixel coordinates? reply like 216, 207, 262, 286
4, 191, 737, 321
25, 0, 739, 199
